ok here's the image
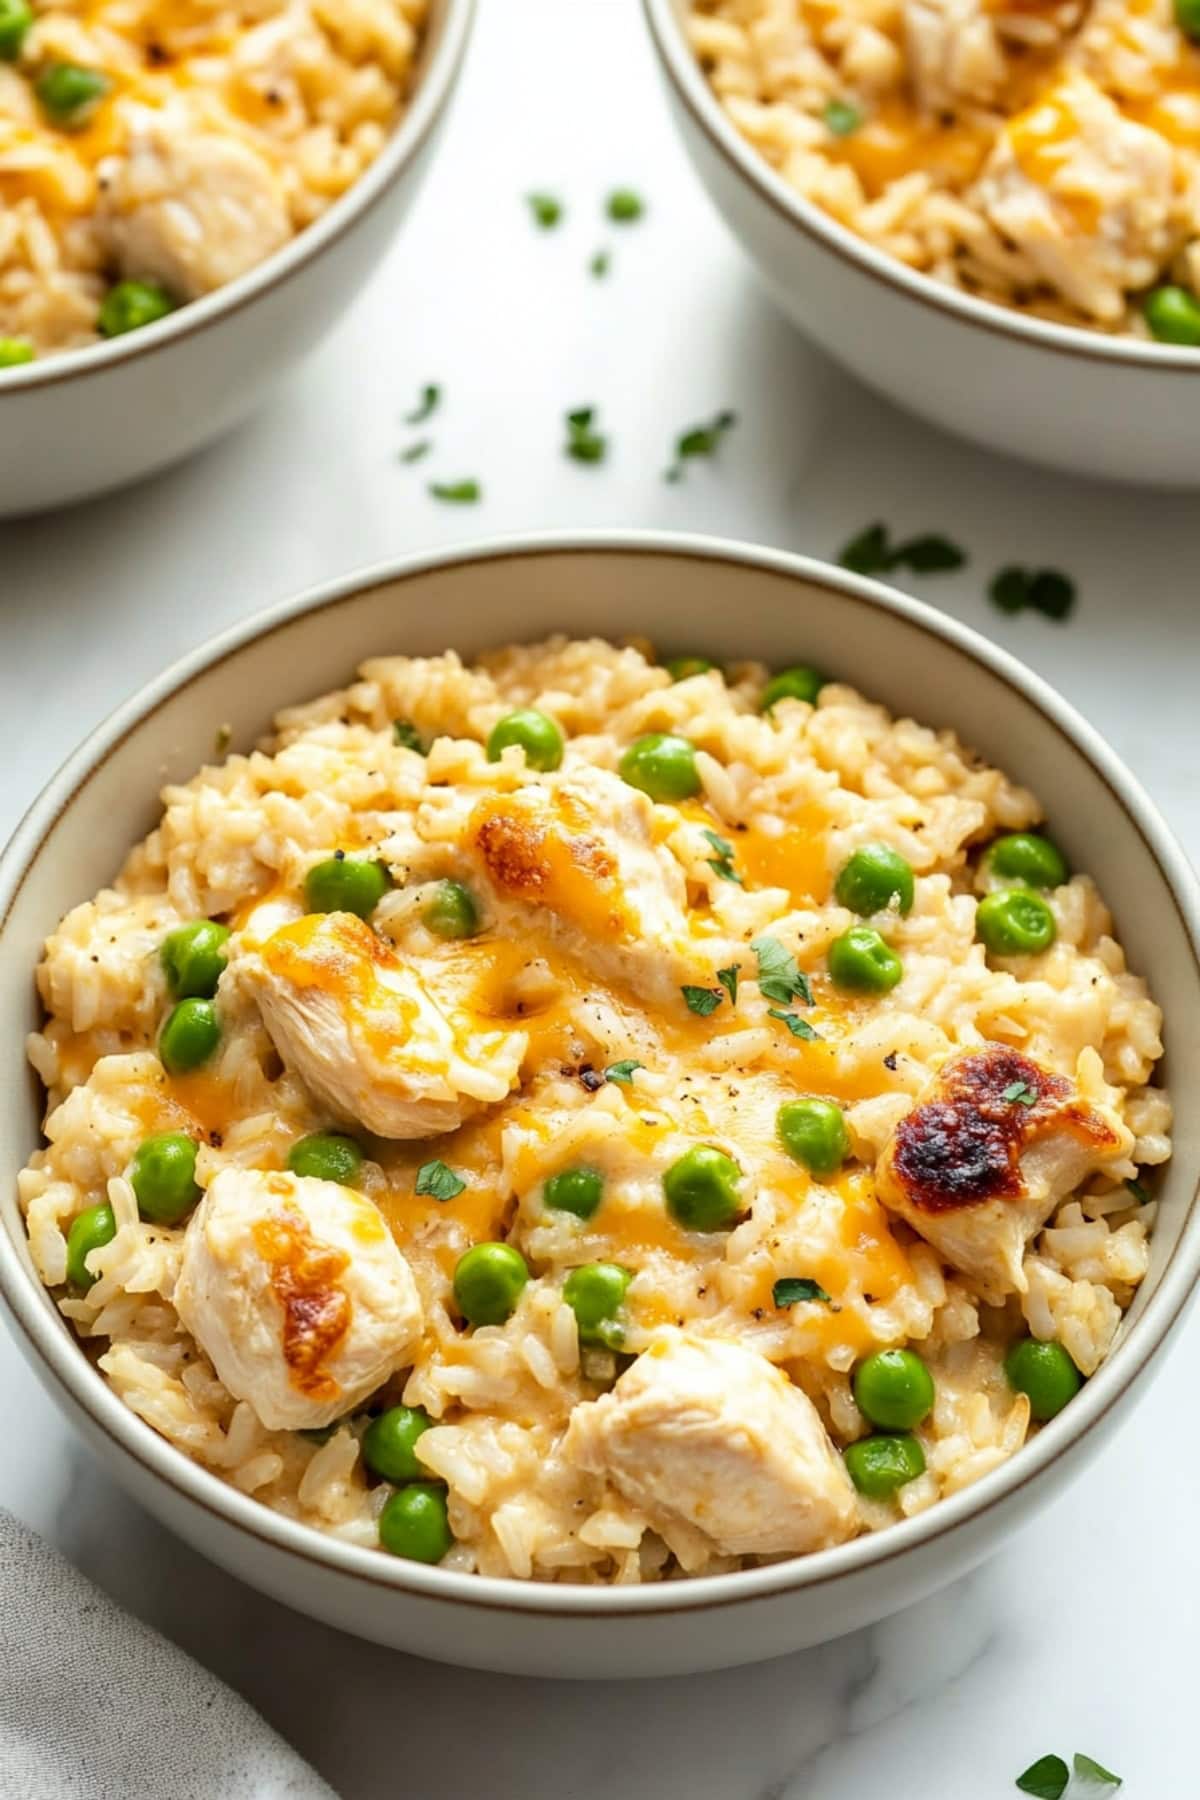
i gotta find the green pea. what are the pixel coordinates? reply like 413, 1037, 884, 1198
486, 708, 564, 772
287, 1132, 363, 1185
453, 1241, 529, 1326
1004, 1337, 1081, 1421
1144, 281, 1200, 343
827, 926, 903, 993
664, 656, 714, 682
97, 280, 175, 339
304, 854, 390, 920
129, 1132, 200, 1225
0, 338, 34, 367
984, 832, 1067, 890
543, 1165, 604, 1220
563, 1262, 632, 1348
423, 879, 479, 940
843, 1432, 925, 1498
362, 1405, 433, 1483
618, 732, 700, 803
378, 1483, 453, 1563
761, 665, 825, 713
159, 998, 220, 1074
0, 0, 32, 60
662, 1144, 743, 1231
35, 62, 111, 128
1175, 0, 1200, 37
66, 1200, 117, 1291
853, 1349, 935, 1431
777, 1098, 849, 1176
975, 889, 1056, 957
160, 920, 230, 1000
835, 845, 914, 917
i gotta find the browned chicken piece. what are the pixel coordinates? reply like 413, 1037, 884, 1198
876, 1047, 1131, 1301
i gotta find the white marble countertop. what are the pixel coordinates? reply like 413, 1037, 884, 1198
2, 1, 1197, 1793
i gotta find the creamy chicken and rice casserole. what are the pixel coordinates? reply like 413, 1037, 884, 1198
19, 637, 1168, 1582
0, 0, 427, 364
688, 0, 1200, 341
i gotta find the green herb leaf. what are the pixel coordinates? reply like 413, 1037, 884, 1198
604, 1059, 643, 1085
768, 1007, 820, 1040
564, 404, 607, 464
415, 1160, 465, 1201
773, 1276, 832, 1307
213, 724, 232, 756
527, 192, 563, 229
404, 383, 440, 425
606, 187, 644, 222
589, 248, 611, 278
297, 1424, 338, 1444
717, 963, 741, 1005
665, 409, 737, 480
838, 522, 892, 575
1002, 1080, 1038, 1107
702, 826, 743, 884
990, 566, 1031, 614
428, 479, 481, 504
392, 720, 425, 753
1126, 1178, 1151, 1204
822, 99, 862, 136
989, 566, 1076, 622
1072, 1753, 1122, 1791
1015, 1755, 1069, 1799
892, 534, 966, 573
682, 985, 723, 1016
751, 935, 812, 1006
399, 439, 431, 464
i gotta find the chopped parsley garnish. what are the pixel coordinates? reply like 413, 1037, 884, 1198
213, 724, 232, 755
1072, 1753, 1121, 1790
751, 935, 812, 1006
768, 1008, 820, 1040
773, 1277, 832, 1307
702, 827, 743, 884
717, 963, 741, 1005
404, 383, 440, 425
392, 719, 425, 753
604, 1059, 643, 1085
682, 984, 723, 1016
822, 99, 862, 136
415, 1160, 465, 1201
589, 248, 611, 278
564, 405, 607, 464
664, 409, 737, 481
1015, 1756, 1069, 1798
428, 479, 481, 504
606, 187, 644, 223
1126, 1178, 1151, 1204
297, 1424, 338, 1445
989, 566, 1076, 622
839, 522, 966, 577
399, 439, 431, 464
527, 191, 563, 229
1002, 1080, 1038, 1107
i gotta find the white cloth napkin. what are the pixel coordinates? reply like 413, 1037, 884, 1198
0, 1508, 335, 1800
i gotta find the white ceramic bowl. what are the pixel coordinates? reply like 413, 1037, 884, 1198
0, 0, 473, 520
2, 532, 1197, 1678
643, 0, 1200, 487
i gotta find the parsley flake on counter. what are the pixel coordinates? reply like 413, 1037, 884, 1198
989, 565, 1076, 622
1002, 1080, 1038, 1107
399, 439, 431, 464
564, 405, 607, 464
717, 963, 741, 1005
664, 409, 737, 481
589, 248, 611, 278
839, 522, 966, 577
822, 99, 862, 136
604, 1059, 644, 1085
415, 1160, 465, 1201
751, 935, 812, 1006
1072, 1753, 1121, 1791
1015, 1755, 1069, 1799
702, 827, 743, 884
682, 984, 723, 1016
768, 1008, 820, 1041
606, 187, 644, 222
773, 1277, 832, 1307
527, 191, 563, 229
428, 479, 481, 504
404, 383, 440, 425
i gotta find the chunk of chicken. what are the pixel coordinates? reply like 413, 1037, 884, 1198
235, 911, 527, 1139
467, 768, 707, 1005
565, 1334, 858, 1557
96, 105, 292, 301
971, 73, 1181, 321
876, 1047, 1131, 1302
175, 1169, 422, 1431
904, 0, 1008, 112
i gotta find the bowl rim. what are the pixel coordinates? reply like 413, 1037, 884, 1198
2, 527, 1199, 1620
642, 0, 1200, 375
0, 0, 475, 395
